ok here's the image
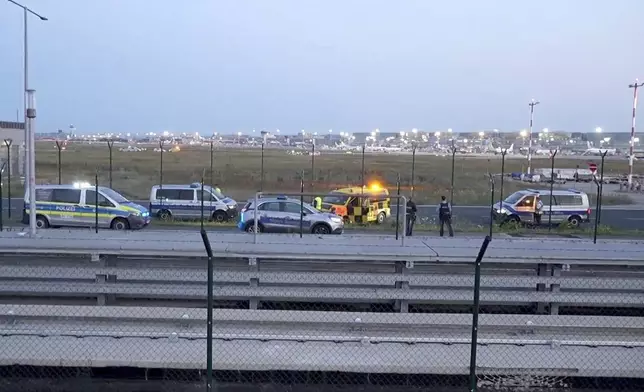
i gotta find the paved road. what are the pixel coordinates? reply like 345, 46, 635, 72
3, 198, 644, 230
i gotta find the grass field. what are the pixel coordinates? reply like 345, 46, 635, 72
23, 142, 642, 205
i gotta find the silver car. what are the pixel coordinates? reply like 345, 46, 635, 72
238, 196, 344, 234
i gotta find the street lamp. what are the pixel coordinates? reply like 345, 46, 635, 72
6, 0, 48, 199
595, 127, 602, 133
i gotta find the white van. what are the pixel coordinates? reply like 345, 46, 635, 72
149, 183, 237, 222
493, 188, 590, 227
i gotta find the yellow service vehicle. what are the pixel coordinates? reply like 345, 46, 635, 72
319, 184, 391, 224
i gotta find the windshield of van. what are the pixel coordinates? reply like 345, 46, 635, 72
322, 193, 349, 205
503, 191, 525, 205
100, 187, 129, 204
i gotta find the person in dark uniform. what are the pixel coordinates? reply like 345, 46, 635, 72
436, 195, 454, 237
406, 197, 417, 236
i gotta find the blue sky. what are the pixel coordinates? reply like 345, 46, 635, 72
1, 0, 643, 135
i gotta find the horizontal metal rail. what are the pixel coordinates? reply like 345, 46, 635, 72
3, 265, 644, 291
3, 281, 644, 306
1, 232, 643, 264
2, 305, 644, 331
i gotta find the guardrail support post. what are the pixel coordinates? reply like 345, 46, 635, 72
200, 229, 214, 392
394, 260, 410, 313
550, 264, 561, 315
536, 263, 548, 313
248, 257, 259, 309
469, 235, 492, 392
95, 273, 107, 306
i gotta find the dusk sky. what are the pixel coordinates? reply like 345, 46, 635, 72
1, 0, 643, 135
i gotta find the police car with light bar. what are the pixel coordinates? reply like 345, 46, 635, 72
238, 196, 344, 234
493, 188, 591, 227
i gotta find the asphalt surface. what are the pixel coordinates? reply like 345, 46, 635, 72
2, 198, 644, 230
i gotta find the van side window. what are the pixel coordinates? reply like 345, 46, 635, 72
51, 189, 81, 204
516, 196, 534, 207
556, 195, 583, 206
197, 190, 214, 202
156, 189, 181, 200
156, 189, 194, 201
35, 189, 53, 202
86, 190, 115, 208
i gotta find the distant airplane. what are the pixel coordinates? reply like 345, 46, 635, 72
493, 144, 514, 155
582, 141, 616, 156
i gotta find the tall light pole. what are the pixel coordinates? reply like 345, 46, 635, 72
527, 99, 540, 174
7, 0, 48, 196
628, 80, 643, 188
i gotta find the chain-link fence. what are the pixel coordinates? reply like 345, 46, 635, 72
1, 233, 644, 392
4, 140, 637, 240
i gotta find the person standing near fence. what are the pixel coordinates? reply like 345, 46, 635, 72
436, 195, 454, 237
405, 197, 417, 236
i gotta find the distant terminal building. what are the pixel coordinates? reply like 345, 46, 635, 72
0, 121, 26, 177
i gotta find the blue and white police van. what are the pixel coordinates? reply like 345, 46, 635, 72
493, 188, 591, 227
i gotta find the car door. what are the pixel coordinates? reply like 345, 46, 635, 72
256, 201, 284, 232
84, 189, 117, 227
515, 195, 537, 223
49, 188, 82, 227
197, 188, 217, 218
541, 194, 561, 222
281, 202, 312, 233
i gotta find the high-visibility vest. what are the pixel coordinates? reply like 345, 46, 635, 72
313, 197, 322, 209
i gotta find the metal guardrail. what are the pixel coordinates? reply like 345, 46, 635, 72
1, 305, 643, 378
0, 231, 643, 264
1, 233, 644, 387
1, 248, 644, 311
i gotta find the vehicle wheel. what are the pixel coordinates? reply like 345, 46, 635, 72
157, 209, 171, 221
35, 215, 50, 229
568, 215, 582, 228
212, 210, 227, 223
245, 222, 263, 233
312, 223, 331, 234
111, 218, 130, 230
500, 215, 520, 226
376, 212, 386, 224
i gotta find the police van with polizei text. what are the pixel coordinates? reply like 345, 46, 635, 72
23, 182, 150, 230
492, 188, 591, 227
148, 183, 238, 222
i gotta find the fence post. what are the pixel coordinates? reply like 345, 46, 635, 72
498, 149, 507, 213
55, 140, 63, 184
450, 139, 456, 207
210, 140, 214, 187
94, 172, 99, 234
311, 142, 315, 197
469, 235, 492, 392
159, 140, 164, 189
107, 140, 114, 188
3, 139, 12, 219
300, 171, 304, 238
593, 151, 608, 244
548, 150, 557, 231
200, 175, 205, 231
411, 143, 417, 199
395, 173, 401, 240
360, 144, 366, 189
200, 229, 214, 392
260, 142, 265, 192
0, 162, 5, 231
488, 174, 495, 239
